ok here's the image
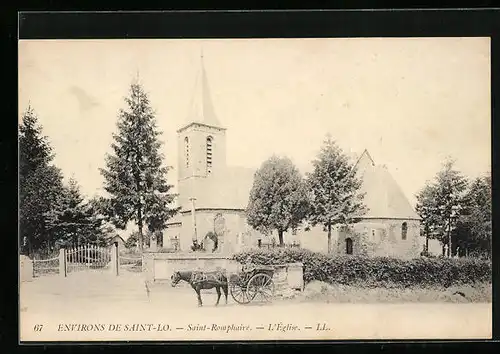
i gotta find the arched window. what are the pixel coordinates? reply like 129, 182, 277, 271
184, 137, 189, 168
345, 238, 353, 255
206, 136, 213, 173
401, 222, 408, 240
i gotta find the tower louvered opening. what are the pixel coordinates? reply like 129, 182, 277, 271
206, 136, 213, 174
185, 137, 190, 168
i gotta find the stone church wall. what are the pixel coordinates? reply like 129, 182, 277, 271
296, 226, 329, 253
336, 219, 421, 259
163, 223, 181, 250
170, 210, 246, 253
299, 219, 422, 259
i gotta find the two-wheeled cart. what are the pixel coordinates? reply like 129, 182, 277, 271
228, 263, 276, 304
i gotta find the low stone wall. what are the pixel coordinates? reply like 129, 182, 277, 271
142, 252, 304, 292
143, 252, 232, 283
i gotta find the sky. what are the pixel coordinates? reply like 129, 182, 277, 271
19, 38, 491, 208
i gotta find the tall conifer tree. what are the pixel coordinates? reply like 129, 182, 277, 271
19, 106, 65, 255
46, 178, 110, 248
100, 81, 178, 251
306, 136, 366, 253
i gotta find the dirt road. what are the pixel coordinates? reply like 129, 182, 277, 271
20, 272, 492, 341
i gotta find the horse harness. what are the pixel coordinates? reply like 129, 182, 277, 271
190, 270, 225, 285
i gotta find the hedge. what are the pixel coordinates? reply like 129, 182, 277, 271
232, 248, 492, 288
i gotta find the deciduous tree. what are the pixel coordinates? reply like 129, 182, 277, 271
246, 155, 309, 246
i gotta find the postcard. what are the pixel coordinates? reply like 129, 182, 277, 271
19, 37, 492, 342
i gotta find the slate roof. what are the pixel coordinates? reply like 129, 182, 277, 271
355, 150, 420, 220
178, 53, 222, 132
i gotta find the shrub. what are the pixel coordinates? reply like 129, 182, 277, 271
232, 248, 491, 287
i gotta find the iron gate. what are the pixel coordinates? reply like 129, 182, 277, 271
65, 244, 112, 274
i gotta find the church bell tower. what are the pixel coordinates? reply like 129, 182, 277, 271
177, 51, 227, 214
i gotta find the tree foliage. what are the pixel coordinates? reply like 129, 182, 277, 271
99, 82, 179, 251
234, 248, 491, 287
125, 232, 139, 249
45, 178, 111, 248
19, 106, 53, 188
453, 175, 491, 258
416, 158, 474, 256
19, 106, 65, 255
433, 159, 469, 228
246, 155, 309, 245
306, 136, 366, 253
415, 183, 440, 240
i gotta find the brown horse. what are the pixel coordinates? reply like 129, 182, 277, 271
171, 270, 228, 307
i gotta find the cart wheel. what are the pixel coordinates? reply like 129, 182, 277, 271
230, 282, 252, 304
246, 273, 274, 303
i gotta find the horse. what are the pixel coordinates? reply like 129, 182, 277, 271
171, 270, 228, 307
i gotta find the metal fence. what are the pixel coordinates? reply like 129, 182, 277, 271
66, 244, 111, 273
119, 251, 143, 273
33, 253, 59, 277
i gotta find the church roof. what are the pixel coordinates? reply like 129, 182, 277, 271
191, 166, 256, 211
178, 52, 223, 132
355, 150, 420, 220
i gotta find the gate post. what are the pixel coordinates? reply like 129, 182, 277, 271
20, 255, 34, 282
59, 248, 67, 277
111, 242, 119, 276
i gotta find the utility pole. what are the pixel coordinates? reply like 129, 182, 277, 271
189, 197, 198, 243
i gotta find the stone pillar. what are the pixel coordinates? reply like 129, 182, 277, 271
59, 248, 66, 278
287, 262, 304, 291
111, 242, 119, 276
20, 255, 33, 282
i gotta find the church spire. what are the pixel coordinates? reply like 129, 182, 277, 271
180, 49, 222, 131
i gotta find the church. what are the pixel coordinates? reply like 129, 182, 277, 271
163, 56, 423, 259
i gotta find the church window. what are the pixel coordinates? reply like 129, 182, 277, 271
401, 222, 408, 240
371, 229, 376, 242
184, 137, 190, 168
206, 136, 213, 173
345, 238, 353, 255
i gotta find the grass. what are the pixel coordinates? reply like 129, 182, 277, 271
298, 280, 492, 304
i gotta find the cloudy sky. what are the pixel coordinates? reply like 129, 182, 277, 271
19, 38, 490, 207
